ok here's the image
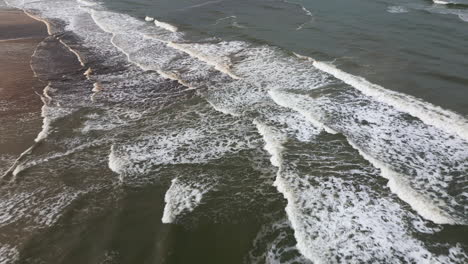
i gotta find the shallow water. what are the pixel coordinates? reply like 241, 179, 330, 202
1, 0, 467, 263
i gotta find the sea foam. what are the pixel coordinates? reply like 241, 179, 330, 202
154, 19, 178, 32
162, 177, 215, 223
311, 60, 468, 142
269, 89, 468, 225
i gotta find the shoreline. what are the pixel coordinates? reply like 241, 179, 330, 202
0, 7, 47, 174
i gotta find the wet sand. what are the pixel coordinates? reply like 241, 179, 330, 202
0, 8, 47, 171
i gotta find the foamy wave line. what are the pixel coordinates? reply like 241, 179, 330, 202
35, 103, 71, 143
268, 89, 463, 225
154, 19, 178, 33
162, 177, 214, 223
167, 42, 241, 79
432, 0, 468, 7
1, 145, 36, 181
273, 174, 318, 263
12, 139, 106, 177
254, 120, 316, 262
433, 0, 450, 4
254, 112, 463, 263
269, 90, 337, 134
89, 10, 194, 89
254, 120, 286, 167
77, 0, 97, 6
307, 58, 468, 142
346, 140, 461, 225
58, 38, 86, 67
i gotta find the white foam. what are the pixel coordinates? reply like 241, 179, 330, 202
12, 139, 106, 177
154, 19, 178, 32
254, 107, 463, 261
254, 116, 459, 263
274, 172, 462, 263
387, 6, 409, 13
84, 67, 93, 78
167, 41, 242, 79
0, 244, 19, 264
253, 120, 286, 167
81, 109, 142, 133
144, 16, 154, 22
77, 0, 97, 7
89, 10, 212, 89
41, 83, 53, 104
233, 46, 333, 92
106, 103, 260, 178
297, 3, 314, 30
87, 8, 332, 105
1, 145, 35, 180
269, 90, 337, 134
89, 10, 147, 35
310, 60, 468, 141
91, 82, 103, 93
35, 104, 73, 142
162, 177, 214, 223
300, 5, 313, 17
199, 45, 333, 115
437, 245, 468, 263
108, 144, 128, 184
95, 13, 468, 227
425, 1, 468, 23
268, 89, 468, 225
346, 140, 457, 225
58, 38, 86, 67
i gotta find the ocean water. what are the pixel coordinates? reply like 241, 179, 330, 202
0, 0, 467, 263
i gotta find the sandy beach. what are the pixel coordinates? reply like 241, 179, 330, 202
0, 7, 47, 171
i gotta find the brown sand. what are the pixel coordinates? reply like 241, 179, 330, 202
0, 8, 47, 168
0, 8, 46, 40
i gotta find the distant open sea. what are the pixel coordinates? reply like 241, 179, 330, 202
1, 0, 467, 263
